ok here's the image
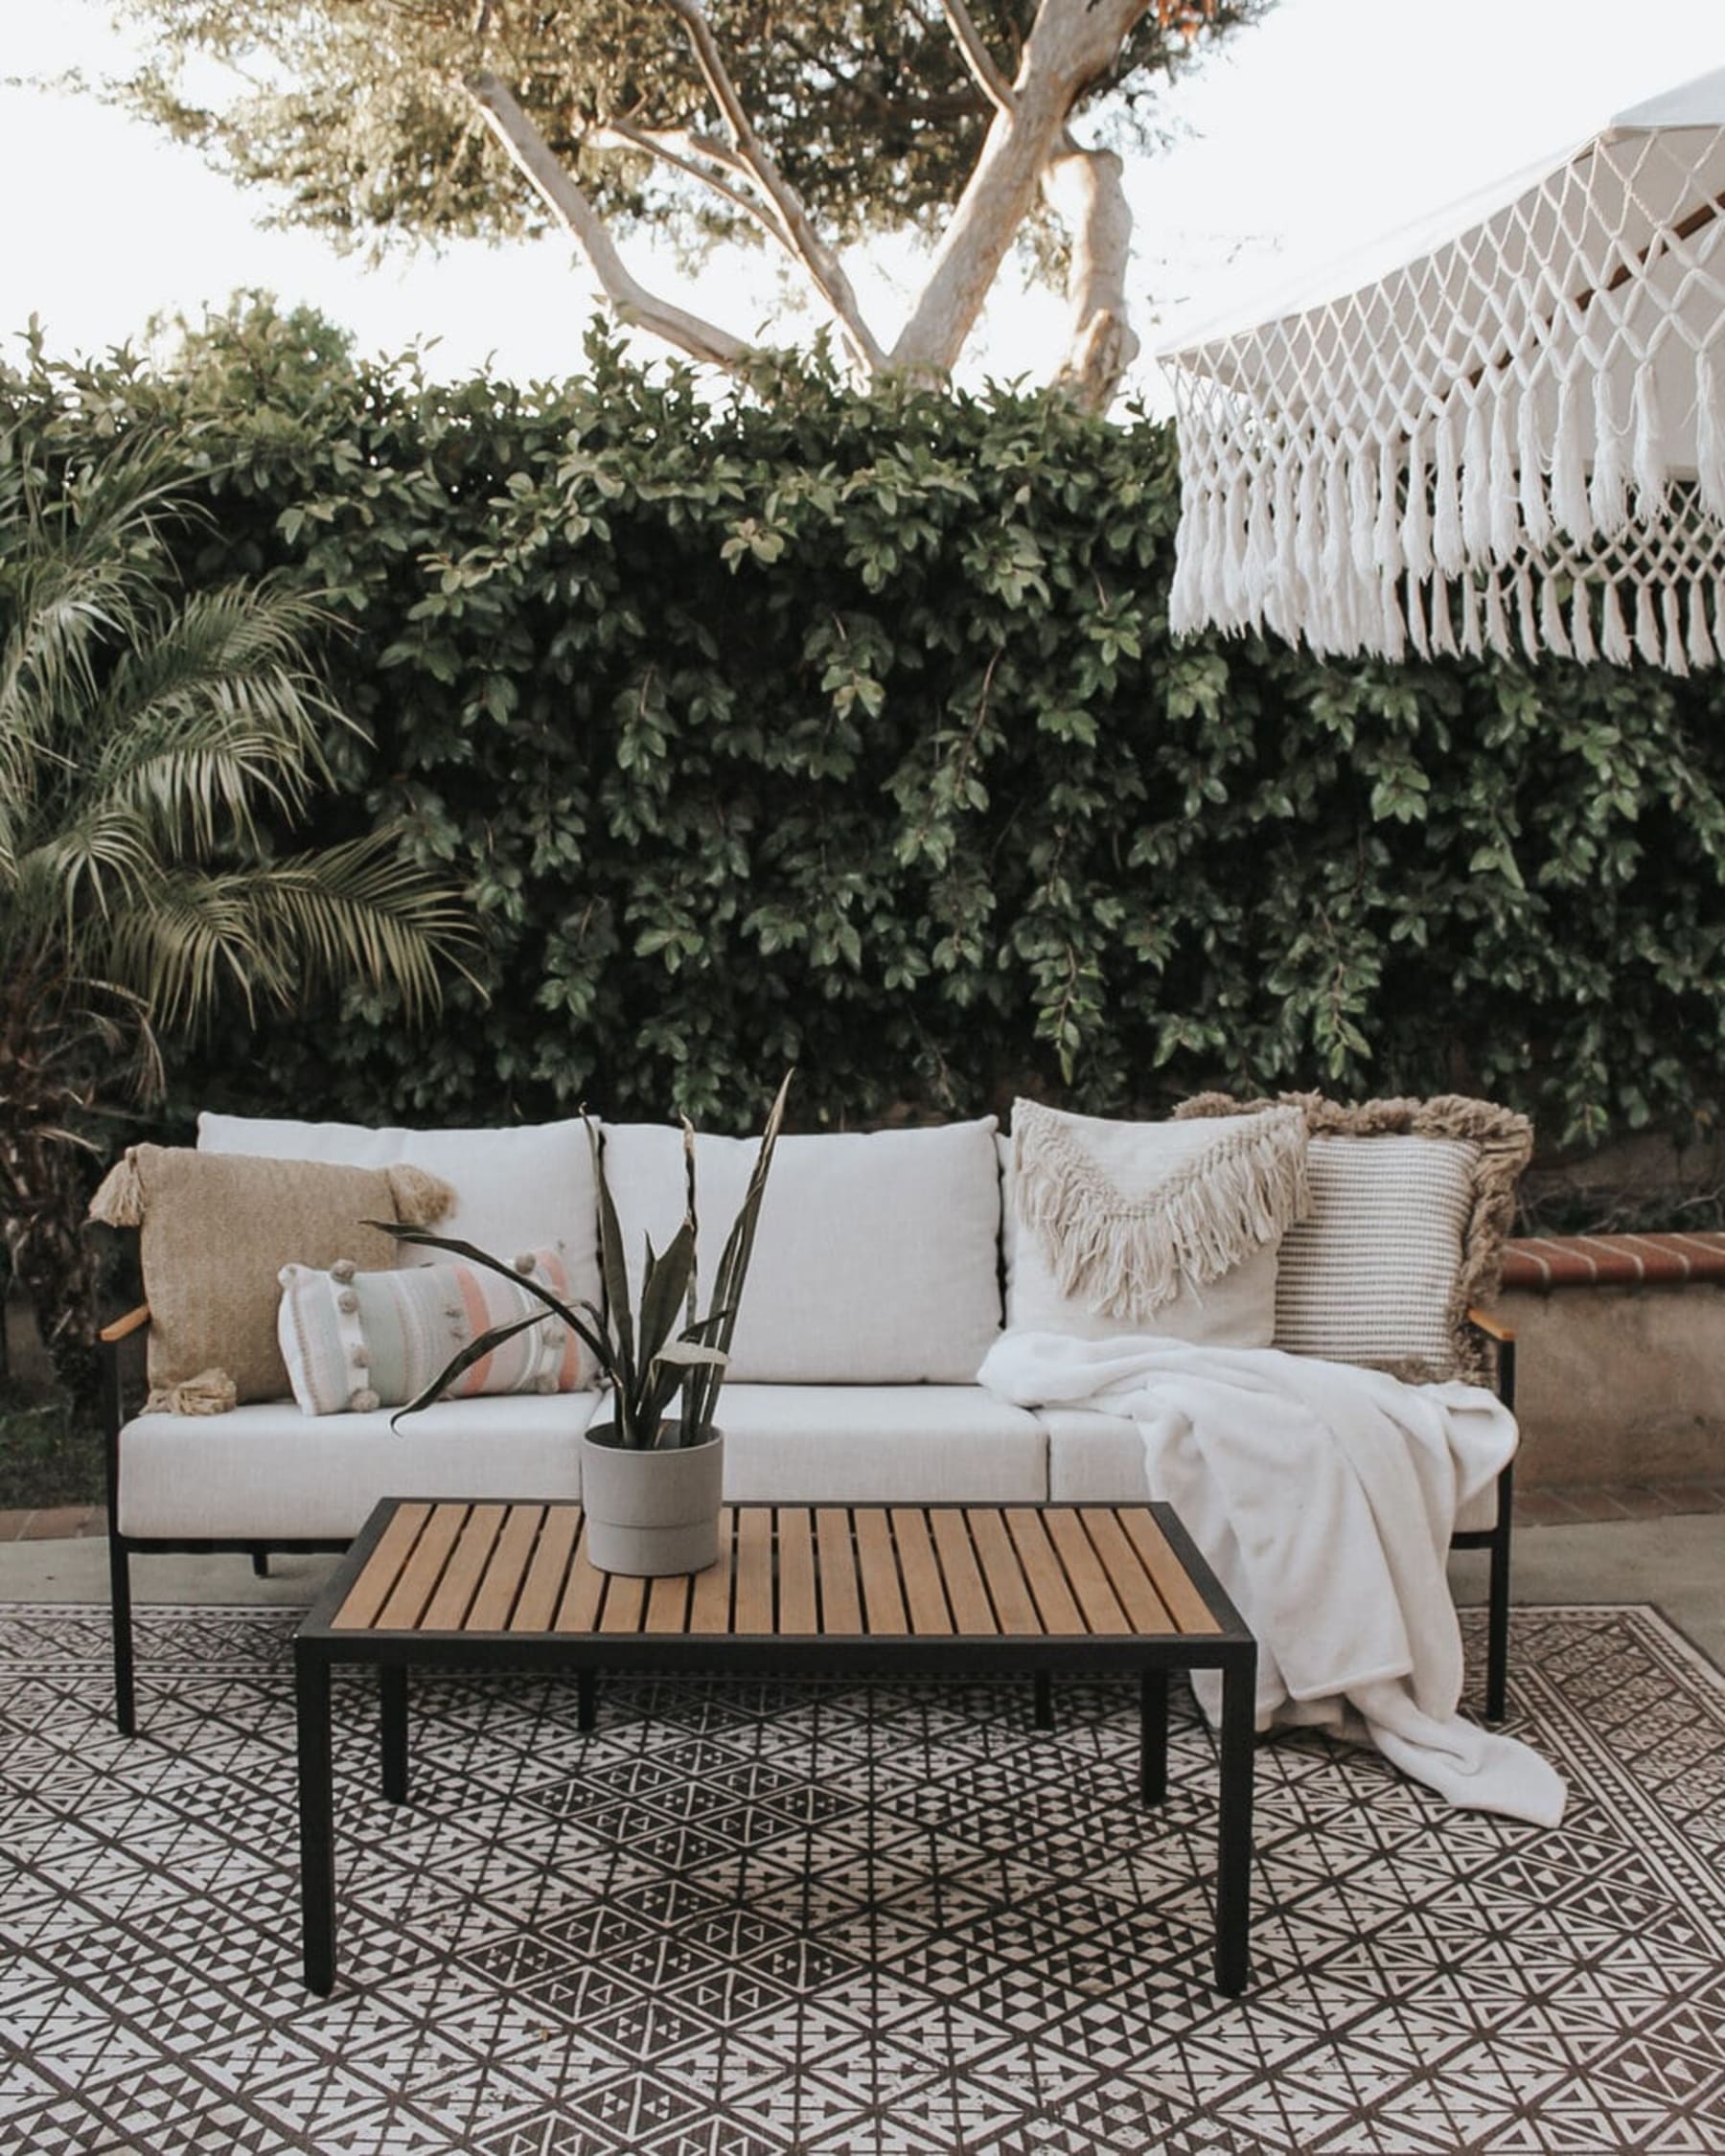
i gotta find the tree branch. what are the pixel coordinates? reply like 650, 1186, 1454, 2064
464, 69, 753, 374
656, 0, 886, 374
593, 120, 794, 251
935, 0, 1016, 116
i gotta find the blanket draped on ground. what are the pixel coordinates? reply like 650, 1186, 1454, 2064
978, 1330, 1565, 1827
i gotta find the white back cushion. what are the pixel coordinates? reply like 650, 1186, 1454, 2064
600, 1118, 1004, 1384
196, 1112, 602, 1317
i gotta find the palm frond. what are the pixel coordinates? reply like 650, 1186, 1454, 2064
83, 867, 261, 1031
78, 836, 474, 1030
83, 584, 348, 856
0, 435, 475, 1107
229, 833, 480, 1023
17, 809, 165, 932
0, 440, 205, 881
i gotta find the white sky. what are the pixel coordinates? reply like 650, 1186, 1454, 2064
1, 0, 1721, 403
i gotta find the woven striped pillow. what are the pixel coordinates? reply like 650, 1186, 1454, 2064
277, 1246, 589, 1417
1274, 1134, 1478, 1374
1172, 1092, 1533, 1384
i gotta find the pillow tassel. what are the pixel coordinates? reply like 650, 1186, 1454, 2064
384, 1163, 455, 1227
87, 1150, 146, 1227
145, 1368, 238, 1416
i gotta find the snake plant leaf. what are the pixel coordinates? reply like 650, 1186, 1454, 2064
683, 1070, 792, 1433
630, 1219, 696, 1434
585, 1115, 634, 1378
636, 1217, 695, 1365
641, 1337, 727, 1437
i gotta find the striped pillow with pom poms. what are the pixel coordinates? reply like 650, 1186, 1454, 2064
277, 1246, 589, 1416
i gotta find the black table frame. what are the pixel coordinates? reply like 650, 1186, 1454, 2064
292, 1497, 1259, 1998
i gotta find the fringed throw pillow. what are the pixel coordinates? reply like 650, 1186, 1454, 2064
1003, 1100, 1310, 1345
1173, 1092, 1533, 1384
87, 1147, 454, 1406
277, 1246, 588, 1416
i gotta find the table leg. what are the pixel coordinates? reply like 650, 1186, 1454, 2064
1033, 1671, 1053, 1731
1139, 1667, 1168, 1804
578, 1666, 596, 1733
295, 1646, 335, 1996
380, 1665, 407, 1804
1214, 1647, 1256, 1996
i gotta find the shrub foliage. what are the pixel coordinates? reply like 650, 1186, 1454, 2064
9, 302, 1725, 1149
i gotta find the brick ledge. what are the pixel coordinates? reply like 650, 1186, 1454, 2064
1502, 1231, 1725, 1292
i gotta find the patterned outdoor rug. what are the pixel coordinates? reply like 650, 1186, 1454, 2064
2, 1604, 1722, 2156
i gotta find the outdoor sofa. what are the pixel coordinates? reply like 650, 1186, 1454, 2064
94, 1094, 1528, 1736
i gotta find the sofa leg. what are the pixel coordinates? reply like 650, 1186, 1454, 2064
1484, 1463, 1513, 1725
252, 1552, 270, 1579
1033, 1671, 1053, 1732
108, 1533, 137, 1737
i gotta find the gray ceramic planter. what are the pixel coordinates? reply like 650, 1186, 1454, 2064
578, 1421, 724, 1576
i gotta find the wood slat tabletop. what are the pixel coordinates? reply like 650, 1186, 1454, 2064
331, 1502, 1225, 1642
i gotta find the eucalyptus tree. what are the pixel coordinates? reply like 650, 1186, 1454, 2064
94, 0, 1265, 408
0, 440, 475, 1403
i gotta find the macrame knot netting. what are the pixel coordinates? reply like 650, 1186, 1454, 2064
1161, 72, 1725, 673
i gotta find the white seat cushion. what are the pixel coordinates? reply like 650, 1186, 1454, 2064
601, 1120, 1004, 1384
716, 1386, 1046, 1503
118, 1391, 603, 1542
1043, 1407, 1156, 1503
197, 1112, 603, 1323
1043, 1404, 1502, 1529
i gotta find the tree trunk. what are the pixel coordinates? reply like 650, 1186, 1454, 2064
889, 0, 1152, 380
1046, 144, 1140, 413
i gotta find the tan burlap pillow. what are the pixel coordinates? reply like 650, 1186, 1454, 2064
1172, 1092, 1532, 1384
89, 1146, 453, 1405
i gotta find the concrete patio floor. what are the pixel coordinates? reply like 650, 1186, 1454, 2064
2, 1503, 1720, 1678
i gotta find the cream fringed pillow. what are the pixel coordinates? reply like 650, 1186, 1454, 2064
89, 1146, 454, 1407
1173, 1092, 1533, 1383
1003, 1100, 1310, 1346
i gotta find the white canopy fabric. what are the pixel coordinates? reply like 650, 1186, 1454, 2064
1160, 70, 1725, 671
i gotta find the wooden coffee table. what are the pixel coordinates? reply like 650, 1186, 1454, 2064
293, 1498, 1258, 1996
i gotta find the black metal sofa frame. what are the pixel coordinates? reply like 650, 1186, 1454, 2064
98, 1304, 1519, 1737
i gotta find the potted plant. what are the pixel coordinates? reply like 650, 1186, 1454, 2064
385, 1074, 789, 1575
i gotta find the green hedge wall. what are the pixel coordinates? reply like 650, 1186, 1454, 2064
10, 302, 1725, 1148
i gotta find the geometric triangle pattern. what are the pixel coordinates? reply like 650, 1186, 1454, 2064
2, 1603, 1722, 2154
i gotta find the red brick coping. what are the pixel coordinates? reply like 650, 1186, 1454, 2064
1501, 1230, 1725, 1292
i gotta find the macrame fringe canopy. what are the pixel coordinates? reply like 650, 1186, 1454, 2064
1161, 71, 1725, 672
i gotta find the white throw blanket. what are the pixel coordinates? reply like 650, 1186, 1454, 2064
979, 1330, 1565, 1827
